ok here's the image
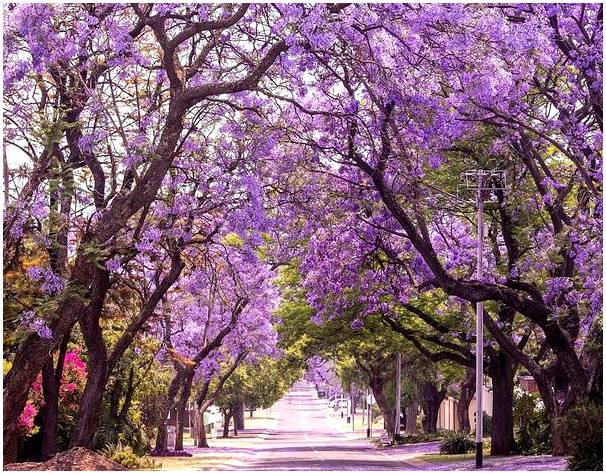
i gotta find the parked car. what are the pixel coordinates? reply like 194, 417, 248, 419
333, 399, 350, 410
327, 395, 349, 408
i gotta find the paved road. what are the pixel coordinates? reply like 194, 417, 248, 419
233, 381, 421, 470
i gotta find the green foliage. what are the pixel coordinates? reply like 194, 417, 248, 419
439, 430, 475, 455
513, 389, 551, 455
215, 356, 301, 414
94, 415, 151, 457
101, 441, 161, 470
392, 432, 441, 445
93, 341, 168, 456
560, 401, 603, 471
482, 412, 492, 438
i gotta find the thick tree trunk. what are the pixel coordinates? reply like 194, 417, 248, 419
405, 403, 418, 434
223, 411, 232, 438
457, 367, 475, 434
197, 411, 209, 448
154, 369, 185, 453
371, 383, 395, 436
70, 270, 111, 450
532, 372, 567, 455
175, 371, 193, 451
235, 402, 245, 431
421, 382, 446, 434
489, 356, 516, 455
550, 417, 566, 455
40, 334, 70, 459
69, 357, 109, 448
40, 358, 59, 460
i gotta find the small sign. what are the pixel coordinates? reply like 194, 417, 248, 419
366, 394, 376, 405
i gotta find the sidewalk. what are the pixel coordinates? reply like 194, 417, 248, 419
320, 398, 387, 442
155, 408, 277, 470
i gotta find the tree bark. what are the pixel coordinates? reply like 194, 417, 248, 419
154, 368, 185, 453
196, 411, 209, 448
371, 382, 395, 436
69, 355, 109, 448
457, 367, 475, 434
223, 411, 232, 438
405, 403, 418, 434
69, 270, 111, 449
175, 370, 193, 451
234, 402, 245, 431
488, 354, 516, 455
420, 381, 446, 434
40, 358, 59, 459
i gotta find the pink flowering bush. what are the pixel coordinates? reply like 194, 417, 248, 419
19, 349, 87, 438
16, 402, 37, 436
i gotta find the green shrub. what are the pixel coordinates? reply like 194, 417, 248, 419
392, 432, 441, 445
560, 402, 602, 471
101, 441, 162, 470
482, 412, 492, 437
513, 389, 551, 455
439, 430, 475, 455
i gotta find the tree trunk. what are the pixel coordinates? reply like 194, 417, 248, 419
40, 357, 59, 460
175, 370, 193, 451
489, 355, 516, 455
249, 408, 254, 418
550, 417, 566, 455
370, 383, 395, 436
40, 334, 70, 459
405, 403, 418, 434
234, 402, 245, 431
223, 411, 232, 438
457, 367, 475, 434
531, 371, 567, 455
69, 356, 109, 448
197, 411, 209, 448
421, 381, 446, 434
69, 270, 111, 449
154, 369, 185, 453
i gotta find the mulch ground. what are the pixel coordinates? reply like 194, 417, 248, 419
429, 454, 569, 471
4, 447, 126, 471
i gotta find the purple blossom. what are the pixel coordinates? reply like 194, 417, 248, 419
27, 266, 65, 295
350, 318, 364, 330
20, 310, 53, 339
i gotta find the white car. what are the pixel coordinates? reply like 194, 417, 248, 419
203, 405, 221, 425
327, 395, 349, 408
333, 399, 350, 410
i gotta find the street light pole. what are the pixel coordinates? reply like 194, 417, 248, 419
367, 390, 372, 438
458, 169, 506, 470
394, 352, 401, 439
475, 179, 485, 469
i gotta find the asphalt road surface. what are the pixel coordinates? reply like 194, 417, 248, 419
237, 381, 421, 470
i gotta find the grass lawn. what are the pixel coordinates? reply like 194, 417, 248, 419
423, 449, 492, 464
151, 456, 215, 471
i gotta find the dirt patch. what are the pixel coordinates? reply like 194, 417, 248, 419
4, 447, 126, 471
3, 461, 42, 470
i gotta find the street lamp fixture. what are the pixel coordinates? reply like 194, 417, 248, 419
458, 169, 507, 469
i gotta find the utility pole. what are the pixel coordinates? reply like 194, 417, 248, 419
394, 352, 401, 439
475, 179, 485, 469
459, 169, 506, 469
367, 391, 372, 438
